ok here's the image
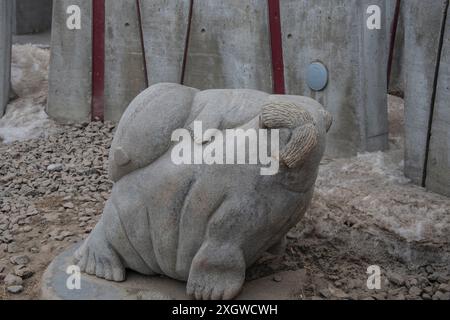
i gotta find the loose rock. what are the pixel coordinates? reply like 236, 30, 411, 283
7, 285, 24, 294
4, 274, 23, 286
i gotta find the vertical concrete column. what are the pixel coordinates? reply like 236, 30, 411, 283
140, 0, 191, 86
426, 7, 450, 197
183, 0, 273, 92
360, 0, 389, 153
47, 0, 93, 123
0, 0, 13, 117
104, 0, 146, 122
403, 0, 448, 184
281, 0, 388, 157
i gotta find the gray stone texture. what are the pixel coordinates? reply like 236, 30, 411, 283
140, 0, 191, 85
47, 0, 92, 123
74, 84, 332, 300
13, 0, 53, 35
104, 0, 147, 122
183, 0, 273, 93
0, 0, 13, 118
426, 7, 450, 197
403, 0, 448, 185
280, 0, 388, 158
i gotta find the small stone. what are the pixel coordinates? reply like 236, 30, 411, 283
423, 286, 433, 294
428, 272, 447, 283
438, 283, 450, 292
273, 275, 282, 282
330, 287, 350, 299
62, 202, 74, 209
10, 255, 30, 266
319, 288, 332, 299
425, 265, 434, 274
14, 266, 34, 279
409, 286, 422, 297
54, 231, 74, 241
432, 292, 443, 300
422, 293, 432, 300
4, 274, 23, 286
406, 278, 418, 288
7, 243, 19, 253
7, 285, 24, 294
47, 164, 63, 172
388, 272, 405, 286
440, 292, 450, 300
29, 247, 40, 253
0, 265, 4, 273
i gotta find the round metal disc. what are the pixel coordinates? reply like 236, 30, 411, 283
306, 62, 328, 91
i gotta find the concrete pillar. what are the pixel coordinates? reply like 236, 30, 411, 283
281, 0, 388, 158
140, 0, 191, 86
13, 0, 53, 35
183, 0, 273, 92
0, 0, 13, 118
47, 0, 92, 123
104, 0, 146, 122
403, 0, 448, 185
426, 7, 450, 197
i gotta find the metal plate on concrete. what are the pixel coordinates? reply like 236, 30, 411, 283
41, 244, 307, 300
306, 62, 328, 91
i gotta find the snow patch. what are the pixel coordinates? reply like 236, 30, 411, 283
0, 44, 58, 144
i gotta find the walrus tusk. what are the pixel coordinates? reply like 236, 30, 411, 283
261, 102, 319, 168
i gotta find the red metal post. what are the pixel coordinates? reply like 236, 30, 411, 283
92, 0, 105, 121
268, 0, 286, 94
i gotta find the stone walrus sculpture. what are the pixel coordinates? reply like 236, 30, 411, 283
74, 83, 332, 300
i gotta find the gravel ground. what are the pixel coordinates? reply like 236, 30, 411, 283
1, 45, 449, 300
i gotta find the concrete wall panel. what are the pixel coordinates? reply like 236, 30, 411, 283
281, 0, 388, 158
426, 9, 450, 197
104, 0, 146, 122
47, 0, 92, 123
403, 0, 447, 184
183, 0, 273, 92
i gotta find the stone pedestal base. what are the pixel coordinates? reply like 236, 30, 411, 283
41, 245, 306, 300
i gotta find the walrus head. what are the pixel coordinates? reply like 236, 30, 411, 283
261, 101, 332, 169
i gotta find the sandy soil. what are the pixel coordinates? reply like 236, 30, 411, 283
0, 45, 449, 300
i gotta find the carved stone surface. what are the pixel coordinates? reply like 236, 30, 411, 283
74, 83, 331, 300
